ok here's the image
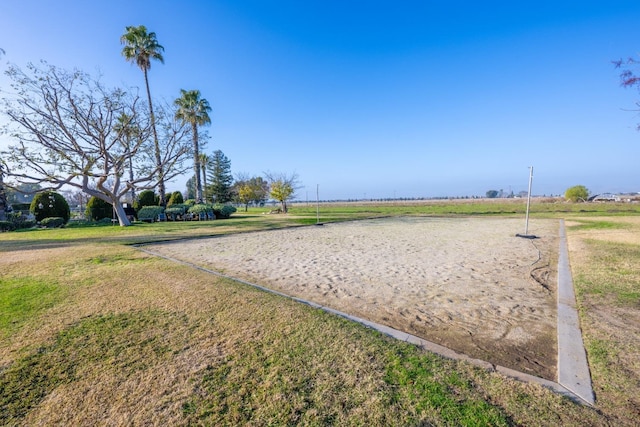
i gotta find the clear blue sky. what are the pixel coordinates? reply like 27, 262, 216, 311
1, 1, 640, 200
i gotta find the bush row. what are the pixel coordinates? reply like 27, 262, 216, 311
0, 216, 65, 232
136, 203, 237, 222
40, 217, 65, 228
1, 212, 36, 231
3, 190, 236, 230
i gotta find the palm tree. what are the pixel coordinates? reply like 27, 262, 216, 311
199, 153, 210, 202
120, 25, 166, 206
174, 89, 211, 203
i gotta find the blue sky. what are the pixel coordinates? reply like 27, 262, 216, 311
1, 1, 640, 200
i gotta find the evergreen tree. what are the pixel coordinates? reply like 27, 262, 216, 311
207, 150, 233, 203
185, 175, 196, 200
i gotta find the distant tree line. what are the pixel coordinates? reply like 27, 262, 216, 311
184, 155, 299, 213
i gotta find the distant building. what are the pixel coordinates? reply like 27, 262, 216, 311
589, 193, 621, 202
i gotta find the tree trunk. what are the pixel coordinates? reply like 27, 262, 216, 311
128, 153, 136, 203
192, 123, 202, 203
113, 201, 132, 226
0, 172, 6, 222
201, 163, 207, 203
84, 185, 132, 227
144, 69, 166, 207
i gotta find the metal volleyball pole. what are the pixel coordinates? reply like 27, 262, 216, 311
524, 166, 533, 235
316, 184, 320, 225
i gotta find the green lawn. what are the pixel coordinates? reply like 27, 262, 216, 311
1, 200, 637, 425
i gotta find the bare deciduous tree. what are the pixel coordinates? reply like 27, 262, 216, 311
0, 62, 190, 226
614, 55, 640, 129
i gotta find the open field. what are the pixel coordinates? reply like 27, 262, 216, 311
1, 200, 639, 425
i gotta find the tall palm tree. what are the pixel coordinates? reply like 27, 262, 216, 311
174, 89, 211, 203
120, 25, 166, 206
199, 153, 210, 202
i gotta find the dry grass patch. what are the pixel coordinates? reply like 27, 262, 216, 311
567, 217, 640, 425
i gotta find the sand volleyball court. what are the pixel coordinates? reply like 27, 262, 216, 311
144, 217, 559, 379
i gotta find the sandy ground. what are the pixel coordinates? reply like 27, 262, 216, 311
144, 216, 559, 379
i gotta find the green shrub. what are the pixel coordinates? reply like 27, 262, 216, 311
64, 219, 90, 228
213, 204, 236, 219
184, 199, 196, 207
40, 217, 65, 228
135, 190, 159, 211
85, 196, 113, 221
137, 206, 164, 222
565, 185, 589, 202
30, 191, 70, 224
0, 220, 14, 232
167, 191, 184, 206
6, 212, 36, 230
165, 204, 188, 219
188, 204, 212, 214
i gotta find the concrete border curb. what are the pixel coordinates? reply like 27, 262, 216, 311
557, 220, 595, 405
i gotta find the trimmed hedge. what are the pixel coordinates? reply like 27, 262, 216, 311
213, 204, 237, 219
30, 191, 70, 224
137, 206, 165, 222
85, 196, 113, 221
0, 220, 14, 232
165, 204, 189, 220
40, 217, 65, 228
188, 204, 214, 219
167, 191, 184, 206
135, 190, 159, 210
187, 203, 210, 214
6, 212, 36, 230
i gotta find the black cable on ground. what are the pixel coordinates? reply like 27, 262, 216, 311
515, 233, 538, 239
